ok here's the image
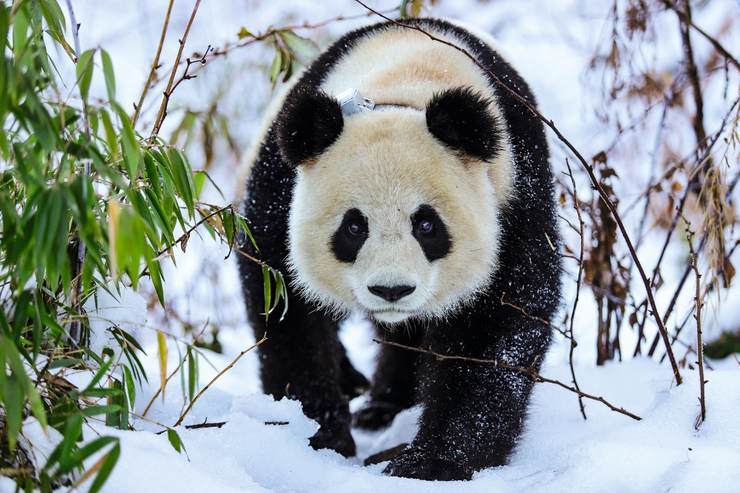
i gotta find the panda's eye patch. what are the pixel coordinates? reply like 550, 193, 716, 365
331, 208, 368, 263
411, 205, 452, 262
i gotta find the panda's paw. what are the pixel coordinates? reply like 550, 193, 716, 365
384, 447, 472, 481
309, 422, 356, 458
352, 401, 403, 430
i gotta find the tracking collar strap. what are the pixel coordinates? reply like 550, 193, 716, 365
337, 88, 418, 116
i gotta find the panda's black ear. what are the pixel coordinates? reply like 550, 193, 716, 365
276, 88, 344, 165
426, 87, 500, 161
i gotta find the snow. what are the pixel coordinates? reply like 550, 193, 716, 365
6, 0, 738, 492
10, 341, 740, 492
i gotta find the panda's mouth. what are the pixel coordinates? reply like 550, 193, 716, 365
367, 308, 415, 324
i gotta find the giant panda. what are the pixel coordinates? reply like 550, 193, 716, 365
237, 17, 561, 481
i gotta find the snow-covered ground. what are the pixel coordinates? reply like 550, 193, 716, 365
7, 322, 739, 493
4, 1, 738, 492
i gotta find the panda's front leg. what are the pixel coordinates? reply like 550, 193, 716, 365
385, 320, 550, 480
248, 293, 356, 457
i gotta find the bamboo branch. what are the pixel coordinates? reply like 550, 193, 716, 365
151, 0, 202, 137
132, 0, 175, 127
173, 335, 267, 427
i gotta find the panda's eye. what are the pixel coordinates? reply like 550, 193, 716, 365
346, 221, 363, 236
418, 219, 434, 235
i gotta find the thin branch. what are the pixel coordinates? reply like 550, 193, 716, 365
201, 8, 399, 61
157, 205, 231, 258
353, 0, 682, 386
685, 220, 706, 428
646, 101, 739, 357
132, 0, 175, 127
661, 0, 740, 71
184, 419, 226, 430
173, 335, 267, 427
63, 0, 81, 60
499, 293, 570, 340
564, 158, 587, 419
373, 339, 642, 421
64, 0, 90, 347
151, 0, 202, 137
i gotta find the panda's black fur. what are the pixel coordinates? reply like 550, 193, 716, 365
238, 18, 561, 481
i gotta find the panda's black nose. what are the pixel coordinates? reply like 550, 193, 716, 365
368, 285, 416, 302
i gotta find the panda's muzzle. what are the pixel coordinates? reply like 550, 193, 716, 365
367, 284, 416, 302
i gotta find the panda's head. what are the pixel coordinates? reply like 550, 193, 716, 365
277, 86, 513, 325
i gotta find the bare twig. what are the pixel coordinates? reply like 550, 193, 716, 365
142, 363, 182, 418
661, 0, 740, 71
373, 339, 641, 421
499, 293, 570, 340
63, 0, 81, 60
685, 220, 706, 429
564, 158, 587, 419
157, 205, 231, 258
173, 335, 267, 427
201, 8, 399, 61
132, 0, 175, 127
185, 419, 227, 430
141, 344, 191, 418
64, 0, 90, 347
151, 0, 202, 137
353, 0, 682, 386
646, 102, 739, 357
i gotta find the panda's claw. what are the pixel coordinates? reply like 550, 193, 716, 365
384, 446, 473, 481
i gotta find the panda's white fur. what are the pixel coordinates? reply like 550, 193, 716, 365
285, 25, 516, 324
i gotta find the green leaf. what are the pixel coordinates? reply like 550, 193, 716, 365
3, 374, 23, 451
12, 7, 29, 57
268, 49, 283, 84
167, 148, 195, 218
76, 49, 96, 102
187, 347, 196, 402
81, 404, 122, 417
279, 31, 320, 66
237, 26, 253, 39
193, 170, 207, 198
100, 49, 116, 101
58, 414, 84, 473
113, 102, 141, 177
166, 428, 185, 454
262, 264, 271, 320
123, 364, 136, 408
99, 109, 119, 161
87, 442, 120, 493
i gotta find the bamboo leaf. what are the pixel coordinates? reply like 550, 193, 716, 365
156, 330, 168, 401
279, 31, 320, 66
113, 102, 140, 177
87, 442, 120, 493
100, 49, 116, 101
76, 49, 95, 102
108, 199, 120, 278
166, 428, 185, 454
